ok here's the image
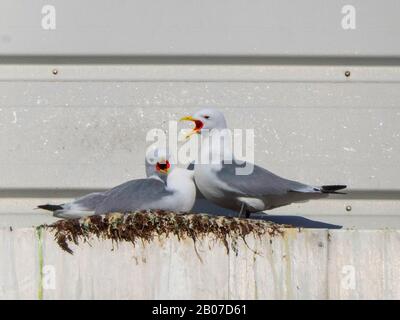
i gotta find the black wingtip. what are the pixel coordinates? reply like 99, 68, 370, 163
321, 185, 347, 194
37, 204, 63, 212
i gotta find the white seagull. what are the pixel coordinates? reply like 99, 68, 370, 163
38, 148, 196, 218
180, 108, 346, 218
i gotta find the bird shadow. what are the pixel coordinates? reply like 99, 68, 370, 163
191, 199, 342, 229
249, 214, 342, 229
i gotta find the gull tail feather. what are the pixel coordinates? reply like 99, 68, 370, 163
37, 204, 63, 212
320, 185, 347, 194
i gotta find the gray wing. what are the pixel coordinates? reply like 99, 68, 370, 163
72, 192, 107, 210
217, 160, 316, 197
95, 178, 173, 215
186, 161, 195, 171
67, 178, 158, 211
187, 161, 206, 200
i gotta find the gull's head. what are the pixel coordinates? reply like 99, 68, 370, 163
145, 147, 173, 177
179, 108, 227, 139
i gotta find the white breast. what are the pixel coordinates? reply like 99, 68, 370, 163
161, 168, 197, 212
237, 197, 266, 211
194, 163, 241, 201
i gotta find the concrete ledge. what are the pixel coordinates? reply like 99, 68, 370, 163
0, 225, 399, 299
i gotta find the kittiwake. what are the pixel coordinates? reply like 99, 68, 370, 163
38, 148, 196, 218
180, 108, 347, 218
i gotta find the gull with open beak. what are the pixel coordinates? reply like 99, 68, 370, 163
180, 115, 205, 139
37, 148, 196, 218
180, 108, 347, 218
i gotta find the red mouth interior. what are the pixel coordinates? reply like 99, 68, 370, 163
156, 160, 170, 172
194, 120, 204, 131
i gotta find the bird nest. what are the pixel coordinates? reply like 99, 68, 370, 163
41, 211, 289, 255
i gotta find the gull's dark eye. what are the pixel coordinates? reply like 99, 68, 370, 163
204, 115, 210, 119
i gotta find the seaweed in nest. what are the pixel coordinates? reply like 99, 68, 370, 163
41, 210, 290, 255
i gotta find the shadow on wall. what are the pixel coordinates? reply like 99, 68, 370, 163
192, 199, 342, 229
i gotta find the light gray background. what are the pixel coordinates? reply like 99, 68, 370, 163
1, 0, 400, 56
0, 0, 399, 228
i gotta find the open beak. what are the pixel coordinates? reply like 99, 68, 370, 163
156, 160, 170, 174
179, 116, 204, 139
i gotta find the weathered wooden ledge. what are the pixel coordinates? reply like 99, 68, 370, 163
0, 212, 399, 299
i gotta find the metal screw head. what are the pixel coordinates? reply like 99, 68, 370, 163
346, 205, 352, 212
345, 71, 351, 77
52, 69, 58, 75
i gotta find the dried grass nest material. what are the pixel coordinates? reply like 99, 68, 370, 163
42, 211, 290, 255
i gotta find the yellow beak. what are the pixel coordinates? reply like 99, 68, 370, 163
179, 115, 201, 139
179, 116, 196, 122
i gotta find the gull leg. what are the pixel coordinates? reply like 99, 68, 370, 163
238, 202, 246, 218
